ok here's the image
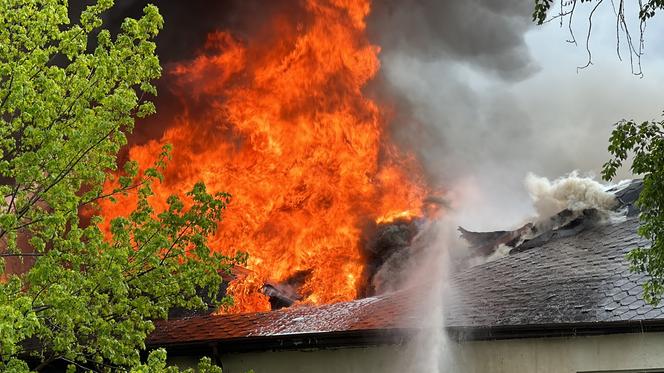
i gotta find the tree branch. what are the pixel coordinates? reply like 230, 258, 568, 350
578, 0, 604, 72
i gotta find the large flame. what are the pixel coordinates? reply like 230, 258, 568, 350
100, 0, 428, 313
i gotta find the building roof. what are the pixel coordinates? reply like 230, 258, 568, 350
446, 216, 664, 339
149, 289, 419, 352
449, 217, 661, 326
149, 213, 664, 351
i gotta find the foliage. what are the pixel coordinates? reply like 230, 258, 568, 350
603, 119, 664, 304
533, 1, 664, 305
128, 350, 222, 373
0, 0, 239, 370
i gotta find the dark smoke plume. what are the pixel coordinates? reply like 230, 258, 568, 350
365, 0, 541, 198
71, 1, 302, 64
368, 0, 539, 80
69, 0, 305, 146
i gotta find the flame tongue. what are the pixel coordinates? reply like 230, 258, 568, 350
101, 0, 428, 313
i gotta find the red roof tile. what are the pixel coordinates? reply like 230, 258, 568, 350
149, 290, 420, 346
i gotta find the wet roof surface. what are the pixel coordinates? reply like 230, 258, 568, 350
149, 291, 418, 346
447, 217, 663, 327
149, 216, 664, 347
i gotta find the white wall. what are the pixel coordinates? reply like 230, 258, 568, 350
451, 332, 664, 373
170, 332, 664, 373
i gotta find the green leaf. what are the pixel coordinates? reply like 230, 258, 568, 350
0, 1, 230, 370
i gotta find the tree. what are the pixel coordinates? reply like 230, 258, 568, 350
0, 0, 240, 370
603, 118, 664, 305
532, 0, 664, 305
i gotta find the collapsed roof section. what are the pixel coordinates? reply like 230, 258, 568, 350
459, 179, 644, 260
448, 216, 662, 336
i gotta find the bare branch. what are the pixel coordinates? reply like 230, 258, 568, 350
577, 0, 604, 72
567, 0, 578, 44
541, 0, 650, 75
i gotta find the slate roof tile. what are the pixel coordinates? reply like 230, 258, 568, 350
644, 309, 663, 319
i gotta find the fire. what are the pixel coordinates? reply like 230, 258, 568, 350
100, 0, 428, 313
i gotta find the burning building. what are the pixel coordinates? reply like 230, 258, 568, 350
148, 179, 664, 373
88, 1, 664, 371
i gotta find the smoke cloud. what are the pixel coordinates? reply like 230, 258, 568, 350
525, 172, 617, 219
74, 0, 299, 64
368, 0, 538, 80
368, 1, 664, 231
71, 0, 306, 147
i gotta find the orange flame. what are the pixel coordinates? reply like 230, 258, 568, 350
100, 0, 428, 313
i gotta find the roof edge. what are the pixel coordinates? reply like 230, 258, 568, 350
150, 319, 664, 354
155, 328, 413, 355
448, 319, 664, 341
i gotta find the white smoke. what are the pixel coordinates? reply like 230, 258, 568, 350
525, 171, 618, 219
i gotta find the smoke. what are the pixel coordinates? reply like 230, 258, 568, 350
368, 0, 664, 231
73, 0, 301, 64
70, 0, 306, 147
525, 171, 617, 219
366, 0, 539, 193
368, 0, 538, 80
